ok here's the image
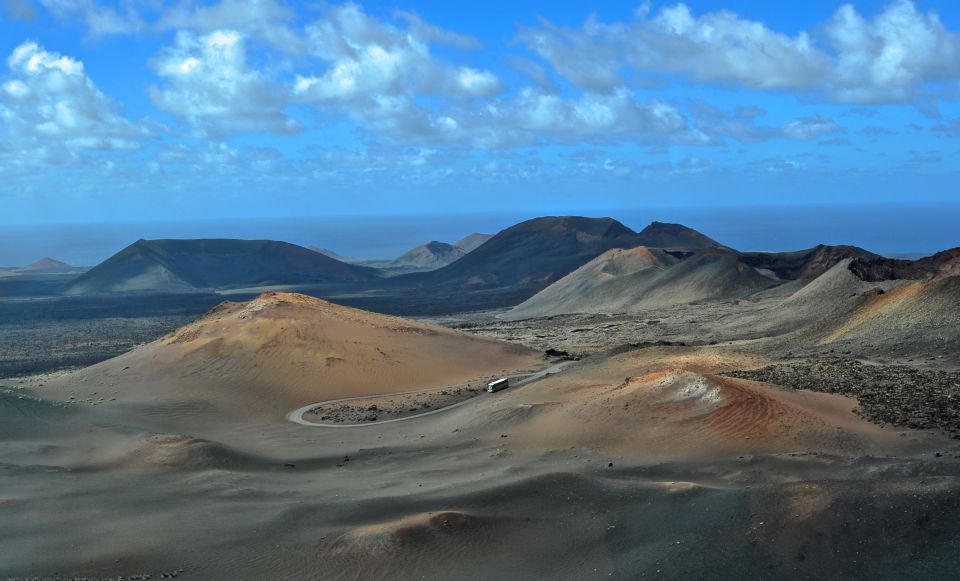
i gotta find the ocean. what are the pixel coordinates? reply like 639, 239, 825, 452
2, 203, 958, 267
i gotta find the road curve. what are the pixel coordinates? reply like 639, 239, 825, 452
287, 360, 574, 428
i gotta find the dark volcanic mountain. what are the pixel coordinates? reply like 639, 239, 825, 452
66, 239, 379, 294
393, 216, 646, 293
742, 244, 879, 280
453, 233, 493, 253
392, 241, 466, 269
635, 221, 724, 250
849, 247, 960, 281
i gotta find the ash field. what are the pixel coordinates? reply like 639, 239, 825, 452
2, 217, 960, 580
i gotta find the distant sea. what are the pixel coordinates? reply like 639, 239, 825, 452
2, 203, 959, 267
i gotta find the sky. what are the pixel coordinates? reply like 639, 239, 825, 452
1, 0, 960, 225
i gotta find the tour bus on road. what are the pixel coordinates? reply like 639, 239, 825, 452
486, 378, 509, 393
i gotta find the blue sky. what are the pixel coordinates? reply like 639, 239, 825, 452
1, 0, 960, 225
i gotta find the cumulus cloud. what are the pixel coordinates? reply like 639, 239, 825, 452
150, 29, 299, 136
287, 4, 704, 148
294, 3, 502, 103
0, 41, 142, 154
519, 1, 960, 105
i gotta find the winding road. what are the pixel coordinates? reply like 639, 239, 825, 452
287, 360, 574, 428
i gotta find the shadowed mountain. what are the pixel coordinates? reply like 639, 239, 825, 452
390, 217, 647, 295
453, 233, 493, 253
848, 247, 960, 281
66, 239, 379, 294
507, 246, 779, 318
635, 221, 725, 250
741, 244, 879, 280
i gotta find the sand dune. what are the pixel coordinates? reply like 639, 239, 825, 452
39, 292, 542, 419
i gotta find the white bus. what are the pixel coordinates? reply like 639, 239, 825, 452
486, 378, 509, 393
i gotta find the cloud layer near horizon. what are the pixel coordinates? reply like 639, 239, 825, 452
1, 0, 960, 220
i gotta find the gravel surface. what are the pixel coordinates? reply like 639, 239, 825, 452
725, 358, 960, 436
305, 385, 486, 424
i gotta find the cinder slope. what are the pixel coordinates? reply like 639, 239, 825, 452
66, 239, 379, 294
506, 246, 676, 318
454, 346, 919, 458
391, 241, 466, 269
820, 274, 960, 347
452, 233, 493, 253
508, 247, 778, 318
40, 292, 541, 419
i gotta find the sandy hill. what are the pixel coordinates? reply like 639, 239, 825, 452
453, 233, 493, 253
41, 292, 540, 419
391, 241, 466, 269
742, 244, 879, 280
506, 246, 676, 318
489, 348, 911, 458
818, 275, 960, 345
508, 246, 778, 318
391, 216, 646, 294
635, 221, 724, 250
725, 256, 960, 358
65, 239, 380, 294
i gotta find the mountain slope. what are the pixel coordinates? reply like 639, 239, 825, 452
848, 247, 960, 281
508, 246, 779, 318
392, 241, 466, 269
453, 233, 494, 253
392, 216, 646, 293
506, 246, 677, 318
43, 292, 540, 418
635, 221, 725, 250
741, 244, 879, 280
66, 239, 379, 294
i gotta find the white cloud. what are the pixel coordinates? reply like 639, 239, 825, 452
150, 29, 299, 136
0, 41, 141, 154
779, 116, 842, 140
156, 0, 305, 52
824, 1, 960, 103
519, 1, 960, 105
295, 3, 502, 103
38, 0, 143, 37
